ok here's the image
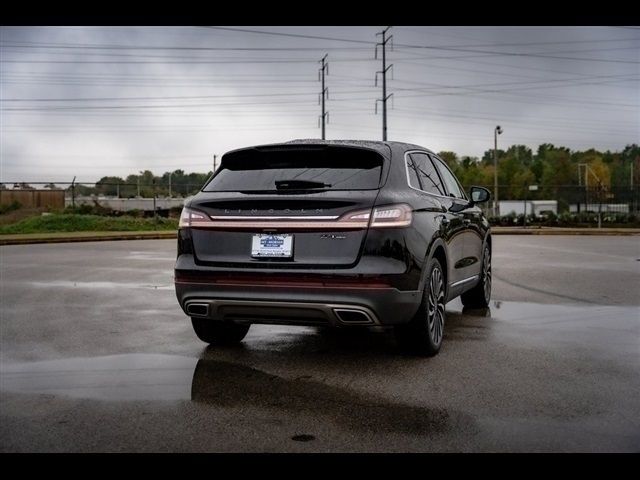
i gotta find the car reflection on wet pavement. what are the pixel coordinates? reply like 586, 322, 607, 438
0, 237, 639, 452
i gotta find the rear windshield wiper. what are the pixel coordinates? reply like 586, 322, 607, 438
275, 179, 332, 190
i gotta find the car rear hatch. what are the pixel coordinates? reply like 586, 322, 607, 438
185, 144, 390, 268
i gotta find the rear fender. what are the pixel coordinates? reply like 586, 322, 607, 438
417, 235, 448, 298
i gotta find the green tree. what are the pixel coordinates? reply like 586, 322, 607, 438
481, 149, 505, 166
438, 151, 463, 178
539, 147, 574, 207
95, 176, 125, 196
506, 145, 533, 167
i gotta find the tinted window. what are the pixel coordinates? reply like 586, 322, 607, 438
431, 156, 465, 199
406, 156, 421, 190
406, 152, 444, 195
204, 147, 383, 192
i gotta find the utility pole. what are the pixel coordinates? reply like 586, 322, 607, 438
375, 26, 393, 141
71, 176, 76, 208
318, 54, 329, 140
213, 154, 217, 173
494, 125, 503, 217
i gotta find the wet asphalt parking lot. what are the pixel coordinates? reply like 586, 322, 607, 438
0, 235, 639, 452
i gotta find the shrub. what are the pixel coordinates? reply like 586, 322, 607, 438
127, 209, 144, 218
0, 200, 22, 215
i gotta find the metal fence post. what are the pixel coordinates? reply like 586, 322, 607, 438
153, 180, 157, 228
71, 176, 76, 209
524, 186, 527, 228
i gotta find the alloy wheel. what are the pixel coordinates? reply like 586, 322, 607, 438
427, 265, 445, 346
483, 247, 492, 302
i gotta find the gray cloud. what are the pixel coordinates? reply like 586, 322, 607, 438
1, 25, 638, 183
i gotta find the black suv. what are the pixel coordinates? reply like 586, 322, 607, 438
175, 140, 491, 356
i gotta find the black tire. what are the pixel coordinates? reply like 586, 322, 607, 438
395, 257, 446, 357
460, 244, 491, 308
191, 318, 250, 345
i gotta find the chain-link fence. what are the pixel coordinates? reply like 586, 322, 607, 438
467, 184, 639, 215
2, 181, 638, 222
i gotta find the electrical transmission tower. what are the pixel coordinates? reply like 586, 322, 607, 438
375, 26, 393, 141
318, 54, 329, 140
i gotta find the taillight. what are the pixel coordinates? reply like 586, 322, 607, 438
338, 204, 413, 229
178, 207, 211, 228
371, 204, 413, 227
336, 209, 372, 228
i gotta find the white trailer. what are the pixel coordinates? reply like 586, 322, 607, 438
569, 203, 629, 214
499, 200, 557, 217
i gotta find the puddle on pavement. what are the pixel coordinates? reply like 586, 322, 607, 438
444, 299, 640, 358
482, 300, 638, 326
1, 354, 197, 401
28, 281, 174, 291
126, 251, 177, 262
238, 300, 639, 357
1, 300, 636, 432
0, 352, 475, 436
190, 358, 475, 436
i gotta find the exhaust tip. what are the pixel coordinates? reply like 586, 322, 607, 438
186, 303, 209, 317
333, 308, 374, 324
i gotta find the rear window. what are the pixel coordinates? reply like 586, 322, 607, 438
203, 147, 384, 192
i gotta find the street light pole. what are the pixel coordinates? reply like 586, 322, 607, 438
494, 125, 503, 217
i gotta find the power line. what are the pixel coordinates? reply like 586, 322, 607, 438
0, 89, 377, 109
3, 32, 638, 50
391, 77, 640, 108
0, 88, 376, 103
199, 26, 376, 45
390, 42, 640, 64
0, 59, 320, 65
0, 48, 371, 62
197, 26, 640, 64
9, 43, 633, 60
389, 54, 636, 82
0, 41, 371, 51
394, 29, 640, 48
389, 72, 640, 94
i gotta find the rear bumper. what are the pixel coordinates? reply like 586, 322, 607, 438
175, 255, 421, 327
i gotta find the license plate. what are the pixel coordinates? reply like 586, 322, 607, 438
251, 234, 293, 258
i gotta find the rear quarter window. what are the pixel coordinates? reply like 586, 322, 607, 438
405, 152, 445, 196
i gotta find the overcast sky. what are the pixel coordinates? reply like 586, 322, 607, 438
1, 25, 638, 183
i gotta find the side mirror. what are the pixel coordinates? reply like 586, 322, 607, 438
470, 186, 490, 204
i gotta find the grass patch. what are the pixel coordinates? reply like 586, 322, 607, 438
0, 213, 178, 235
